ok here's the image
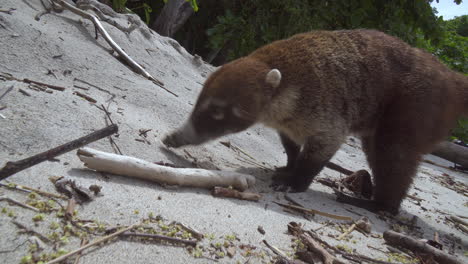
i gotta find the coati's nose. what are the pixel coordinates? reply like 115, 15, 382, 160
162, 121, 199, 148
162, 129, 193, 148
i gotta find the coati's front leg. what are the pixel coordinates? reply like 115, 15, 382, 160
275, 134, 344, 192
277, 132, 300, 172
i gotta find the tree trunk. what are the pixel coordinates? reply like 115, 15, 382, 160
151, 0, 194, 38
431, 141, 468, 168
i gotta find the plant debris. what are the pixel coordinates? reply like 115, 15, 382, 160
53, 177, 93, 204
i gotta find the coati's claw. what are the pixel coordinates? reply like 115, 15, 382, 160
271, 183, 291, 192
271, 172, 307, 192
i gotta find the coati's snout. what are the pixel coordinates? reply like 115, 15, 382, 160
163, 58, 282, 148
163, 97, 258, 148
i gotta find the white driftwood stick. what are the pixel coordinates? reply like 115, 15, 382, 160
77, 147, 256, 191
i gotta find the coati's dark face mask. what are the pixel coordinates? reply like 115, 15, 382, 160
163, 58, 282, 148
162, 97, 256, 148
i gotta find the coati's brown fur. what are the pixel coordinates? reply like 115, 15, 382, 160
163, 29, 468, 213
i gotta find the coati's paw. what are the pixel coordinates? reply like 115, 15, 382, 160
270, 171, 292, 191
376, 203, 400, 215
270, 172, 308, 192
162, 133, 182, 148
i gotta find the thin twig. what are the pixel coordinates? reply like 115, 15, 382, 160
0, 196, 40, 212
74, 78, 112, 95
109, 137, 123, 155
229, 144, 272, 171
18, 88, 31, 96
274, 202, 352, 221
325, 161, 354, 175
170, 221, 204, 240
2, 182, 67, 199
0, 8, 16, 14
23, 78, 65, 91
121, 231, 197, 247
97, 104, 114, 125
0, 85, 14, 101
284, 193, 313, 220
337, 223, 356, 240
73, 85, 90, 91
448, 215, 468, 226
74, 91, 97, 103
407, 194, 423, 202
96, 104, 123, 155
0, 239, 28, 254
262, 239, 290, 261
12, 220, 51, 244
46, 222, 140, 264
73, 238, 89, 264
74, 78, 102, 90
0, 124, 118, 180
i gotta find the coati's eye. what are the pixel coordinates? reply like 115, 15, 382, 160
211, 107, 225, 120
232, 106, 243, 118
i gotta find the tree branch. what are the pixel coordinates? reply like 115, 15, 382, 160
0, 124, 118, 180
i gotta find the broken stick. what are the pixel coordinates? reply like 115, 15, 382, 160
212, 186, 261, 201
0, 124, 118, 180
300, 233, 345, 264
46, 222, 140, 264
273, 202, 352, 221
12, 220, 51, 244
262, 239, 291, 261
0, 196, 39, 212
121, 232, 197, 247
77, 147, 256, 191
325, 161, 354, 175
383, 230, 464, 264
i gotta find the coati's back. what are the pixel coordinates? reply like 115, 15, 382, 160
250, 29, 468, 143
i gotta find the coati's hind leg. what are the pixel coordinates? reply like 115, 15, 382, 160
277, 132, 301, 172
371, 138, 421, 213
342, 133, 420, 214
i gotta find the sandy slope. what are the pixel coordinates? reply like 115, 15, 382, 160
0, 1, 466, 263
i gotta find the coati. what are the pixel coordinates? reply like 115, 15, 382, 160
163, 29, 468, 214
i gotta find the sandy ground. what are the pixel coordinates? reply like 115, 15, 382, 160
0, 1, 467, 263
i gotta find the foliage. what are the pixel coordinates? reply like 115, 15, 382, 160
451, 118, 468, 142
162, 0, 198, 11
130, 2, 153, 24
416, 15, 468, 141
112, 0, 127, 13
109, 0, 468, 141
443, 14, 468, 36
192, 0, 445, 63
112, 0, 198, 25
418, 15, 468, 73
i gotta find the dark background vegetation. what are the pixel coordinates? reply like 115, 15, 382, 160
107, 0, 467, 141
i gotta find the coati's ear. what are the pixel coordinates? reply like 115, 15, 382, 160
265, 69, 281, 88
